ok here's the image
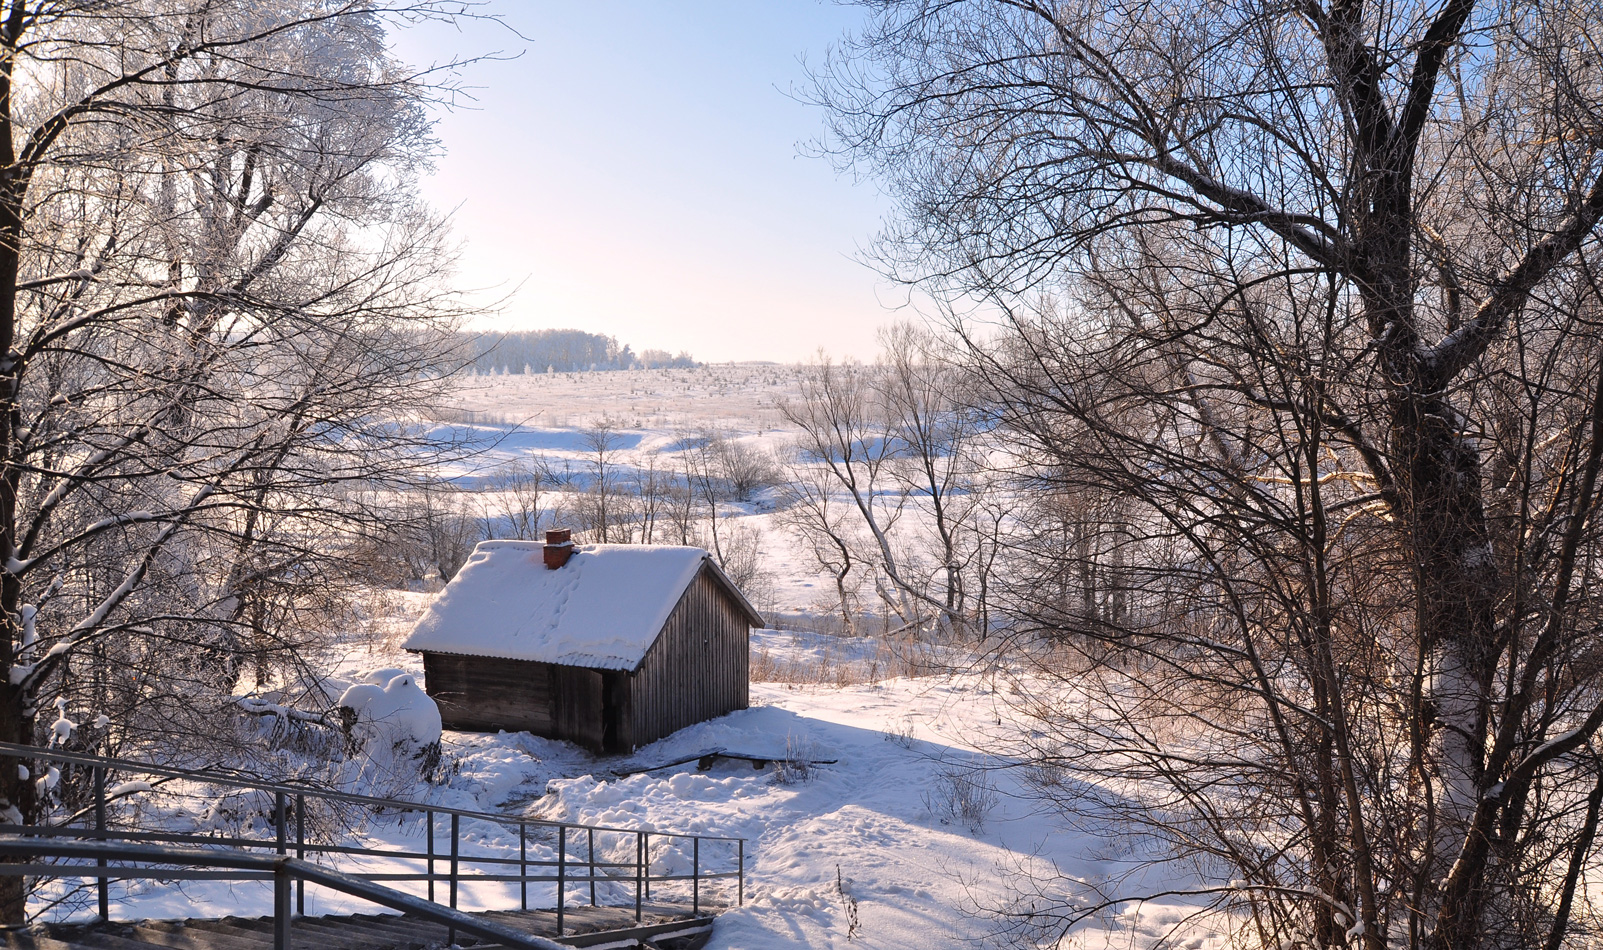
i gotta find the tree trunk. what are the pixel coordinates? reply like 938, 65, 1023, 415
1396, 394, 1503, 947
0, 680, 36, 923
0, 2, 30, 922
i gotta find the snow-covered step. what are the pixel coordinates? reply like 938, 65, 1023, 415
3, 906, 715, 950
123, 922, 267, 950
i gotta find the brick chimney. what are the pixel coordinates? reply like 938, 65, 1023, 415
543, 528, 575, 569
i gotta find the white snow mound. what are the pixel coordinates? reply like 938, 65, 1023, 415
337, 672, 442, 756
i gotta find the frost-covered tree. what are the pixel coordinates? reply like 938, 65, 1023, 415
781, 342, 992, 635
0, 1, 476, 920
823, 0, 1603, 947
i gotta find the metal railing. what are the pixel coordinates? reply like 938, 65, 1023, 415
0, 741, 744, 942
0, 838, 569, 950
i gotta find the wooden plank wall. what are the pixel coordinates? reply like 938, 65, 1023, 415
421, 652, 557, 734
552, 666, 605, 751
622, 566, 751, 750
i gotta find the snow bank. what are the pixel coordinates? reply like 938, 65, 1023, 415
337, 670, 442, 778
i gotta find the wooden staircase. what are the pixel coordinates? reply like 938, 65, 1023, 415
0, 743, 746, 950
3, 905, 715, 950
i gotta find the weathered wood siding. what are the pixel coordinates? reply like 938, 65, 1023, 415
552, 665, 605, 751
421, 652, 564, 735
620, 565, 751, 750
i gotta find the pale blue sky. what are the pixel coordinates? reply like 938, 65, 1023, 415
391, 2, 902, 363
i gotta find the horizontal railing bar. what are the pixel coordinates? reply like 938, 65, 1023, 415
640, 873, 742, 882
5, 859, 743, 887
304, 872, 650, 885
7, 826, 279, 850
0, 865, 276, 881
6, 820, 708, 884
0, 839, 567, 950
0, 742, 742, 844
4, 826, 651, 871
0, 837, 289, 873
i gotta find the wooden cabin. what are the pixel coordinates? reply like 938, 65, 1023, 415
402, 530, 763, 754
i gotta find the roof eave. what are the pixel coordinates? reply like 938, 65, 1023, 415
701, 556, 766, 629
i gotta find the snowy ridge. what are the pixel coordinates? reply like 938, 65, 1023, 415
402, 541, 710, 670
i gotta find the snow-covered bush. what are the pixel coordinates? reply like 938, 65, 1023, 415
337, 670, 443, 786
924, 762, 999, 833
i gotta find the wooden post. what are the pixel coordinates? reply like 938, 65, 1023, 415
94, 765, 107, 922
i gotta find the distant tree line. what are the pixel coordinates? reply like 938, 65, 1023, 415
463, 330, 697, 374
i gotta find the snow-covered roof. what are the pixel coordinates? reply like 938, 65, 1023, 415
402, 541, 758, 671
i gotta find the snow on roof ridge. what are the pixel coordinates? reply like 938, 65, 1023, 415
402, 540, 714, 670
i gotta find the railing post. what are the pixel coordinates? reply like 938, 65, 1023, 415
448, 812, 459, 948
274, 791, 286, 855
520, 822, 528, 911
738, 839, 745, 906
634, 831, 643, 923
556, 826, 566, 936
273, 861, 292, 950
94, 765, 107, 922
643, 832, 650, 900
425, 810, 434, 903
449, 812, 459, 908
692, 836, 700, 915
295, 794, 304, 917
588, 827, 596, 906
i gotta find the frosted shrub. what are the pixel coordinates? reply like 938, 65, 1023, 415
924, 763, 999, 833
771, 734, 822, 786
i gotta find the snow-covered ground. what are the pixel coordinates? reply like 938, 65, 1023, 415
35, 369, 1227, 948
56, 620, 1217, 949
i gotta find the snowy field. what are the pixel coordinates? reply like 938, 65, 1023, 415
438, 365, 803, 434
87, 616, 1216, 950
41, 368, 1224, 949
418, 365, 840, 620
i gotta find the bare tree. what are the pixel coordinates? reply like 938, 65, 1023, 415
780, 355, 918, 625
405, 478, 487, 584
823, 0, 1603, 947
781, 344, 993, 635
776, 443, 863, 634
711, 433, 779, 503
576, 418, 625, 542
623, 451, 672, 544
876, 323, 988, 630
490, 457, 551, 542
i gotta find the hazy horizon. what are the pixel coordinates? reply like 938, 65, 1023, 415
391, 2, 910, 364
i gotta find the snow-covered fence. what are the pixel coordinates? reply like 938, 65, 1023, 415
0, 741, 745, 933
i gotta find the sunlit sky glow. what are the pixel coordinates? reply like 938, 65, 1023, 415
390, 2, 905, 363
